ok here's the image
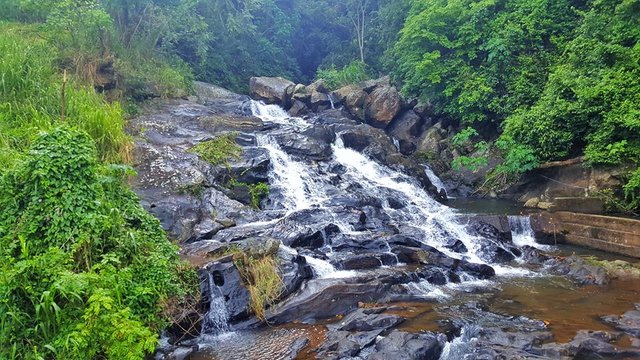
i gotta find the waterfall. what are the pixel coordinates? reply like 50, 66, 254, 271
202, 273, 230, 336
247, 100, 533, 283
328, 93, 335, 109
424, 164, 447, 196
508, 215, 551, 251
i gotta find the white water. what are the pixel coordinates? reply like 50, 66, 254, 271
202, 273, 231, 336
328, 93, 335, 109
332, 138, 487, 265
249, 100, 537, 282
424, 164, 447, 196
439, 325, 481, 360
508, 215, 552, 251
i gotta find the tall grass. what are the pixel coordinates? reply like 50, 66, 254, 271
0, 23, 132, 167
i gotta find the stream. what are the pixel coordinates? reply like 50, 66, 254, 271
141, 95, 640, 360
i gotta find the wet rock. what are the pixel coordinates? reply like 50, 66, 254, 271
288, 99, 309, 117
537, 330, 640, 359
366, 330, 445, 360
310, 90, 331, 112
200, 257, 251, 323
328, 307, 404, 332
444, 239, 468, 254
250, 76, 295, 106
549, 255, 610, 285
210, 147, 271, 185
334, 253, 397, 270
317, 330, 383, 360
140, 193, 202, 242
601, 304, 640, 337
272, 126, 335, 160
365, 85, 403, 128
387, 110, 424, 155
278, 248, 313, 300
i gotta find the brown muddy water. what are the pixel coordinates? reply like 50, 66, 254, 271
190, 245, 640, 360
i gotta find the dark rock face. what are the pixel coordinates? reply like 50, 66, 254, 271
317, 330, 383, 360
200, 257, 252, 323
601, 304, 640, 337
548, 255, 610, 285
387, 110, 424, 155
328, 308, 405, 332
367, 331, 445, 360
249, 76, 295, 106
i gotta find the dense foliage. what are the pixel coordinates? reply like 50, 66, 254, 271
393, 0, 640, 204
0, 127, 196, 359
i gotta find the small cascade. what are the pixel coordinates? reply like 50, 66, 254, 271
256, 135, 314, 211
439, 325, 481, 360
424, 164, 447, 196
250, 100, 309, 129
508, 215, 551, 251
328, 93, 335, 109
201, 273, 230, 336
392, 137, 401, 152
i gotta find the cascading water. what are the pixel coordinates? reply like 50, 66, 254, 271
201, 273, 231, 336
424, 164, 448, 196
248, 100, 533, 277
508, 215, 551, 251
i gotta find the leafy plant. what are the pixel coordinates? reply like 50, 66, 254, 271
0, 127, 197, 359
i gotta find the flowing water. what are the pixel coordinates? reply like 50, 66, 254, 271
187, 101, 639, 359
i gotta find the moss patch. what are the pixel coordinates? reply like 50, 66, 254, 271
188, 133, 241, 166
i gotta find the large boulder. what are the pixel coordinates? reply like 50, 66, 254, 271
333, 85, 368, 121
249, 77, 295, 106
365, 86, 402, 128
387, 110, 424, 155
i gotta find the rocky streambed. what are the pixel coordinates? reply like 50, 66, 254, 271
129, 81, 640, 360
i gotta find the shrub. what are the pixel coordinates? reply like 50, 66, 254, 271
0, 127, 196, 359
316, 60, 371, 90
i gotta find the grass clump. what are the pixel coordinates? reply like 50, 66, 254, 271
234, 254, 283, 322
0, 127, 197, 359
188, 133, 242, 166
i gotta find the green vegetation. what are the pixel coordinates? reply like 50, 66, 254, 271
0, 127, 196, 359
316, 61, 372, 91
0, 23, 131, 167
188, 133, 242, 167
391, 0, 640, 208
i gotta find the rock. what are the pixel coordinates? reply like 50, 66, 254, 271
193, 81, 239, 103
362, 76, 391, 93
278, 248, 313, 300
549, 255, 610, 285
601, 304, 640, 337
333, 85, 368, 120
328, 308, 404, 332
291, 84, 310, 103
334, 253, 397, 270
310, 90, 331, 112
272, 126, 335, 161
537, 201, 554, 210
249, 76, 295, 106
387, 110, 424, 155
413, 101, 434, 118
317, 330, 383, 360
200, 257, 251, 323
416, 124, 446, 155
288, 99, 309, 117
367, 331, 445, 360
365, 86, 402, 128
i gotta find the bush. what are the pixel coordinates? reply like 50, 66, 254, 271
316, 60, 371, 90
0, 127, 196, 360
0, 25, 132, 166
188, 133, 242, 166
